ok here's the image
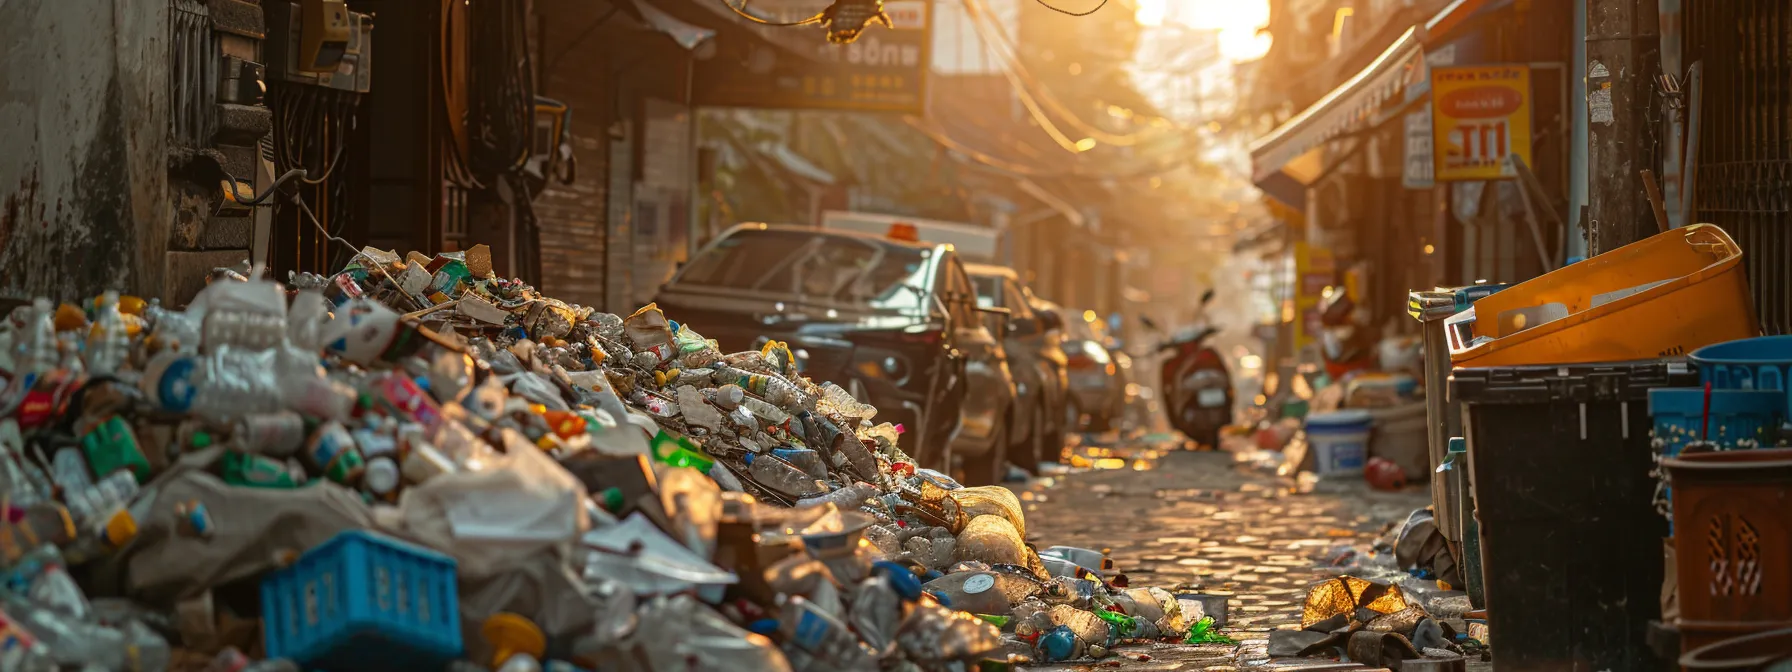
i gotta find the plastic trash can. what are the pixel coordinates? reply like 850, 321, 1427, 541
1453, 360, 1696, 671
1305, 410, 1372, 478
1445, 224, 1757, 368
1691, 335, 1792, 417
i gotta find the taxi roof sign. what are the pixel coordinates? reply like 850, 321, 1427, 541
886, 222, 920, 242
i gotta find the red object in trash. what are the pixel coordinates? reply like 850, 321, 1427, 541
1365, 457, 1407, 491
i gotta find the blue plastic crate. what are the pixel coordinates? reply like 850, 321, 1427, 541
1690, 335, 1792, 416
262, 530, 462, 671
1648, 387, 1786, 456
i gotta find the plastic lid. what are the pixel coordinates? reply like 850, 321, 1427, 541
364, 457, 400, 494
482, 613, 546, 667
190, 431, 213, 449
1305, 409, 1373, 427
105, 510, 139, 546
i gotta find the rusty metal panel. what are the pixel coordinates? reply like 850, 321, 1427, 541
1687, 0, 1792, 335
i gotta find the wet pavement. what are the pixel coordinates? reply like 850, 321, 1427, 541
1016, 440, 1441, 671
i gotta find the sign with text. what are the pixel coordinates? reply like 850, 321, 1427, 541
693, 1, 931, 114
1430, 65, 1532, 182
1403, 107, 1434, 189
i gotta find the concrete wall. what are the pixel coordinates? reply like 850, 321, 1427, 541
0, 0, 169, 302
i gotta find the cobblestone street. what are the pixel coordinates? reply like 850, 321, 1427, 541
1016, 444, 1436, 671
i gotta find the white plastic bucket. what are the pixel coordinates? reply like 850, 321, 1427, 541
1306, 409, 1372, 477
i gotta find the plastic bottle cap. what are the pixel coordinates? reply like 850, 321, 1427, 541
483, 613, 547, 668
364, 458, 400, 494
105, 510, 139, 546
191, 431, 213, 449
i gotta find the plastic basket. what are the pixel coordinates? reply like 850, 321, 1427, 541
1663, 449, 1792, 654
1446, 224, 1758, 368
262, 530, 462, 671
1691, 336, 1792, 417
1649, 388, 1786, 456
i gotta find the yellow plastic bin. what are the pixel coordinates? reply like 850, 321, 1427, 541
1446, 224, 1758, 368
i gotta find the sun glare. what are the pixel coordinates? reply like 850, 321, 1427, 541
1139, 0, 1272, 62
1135, 0, 1167, 26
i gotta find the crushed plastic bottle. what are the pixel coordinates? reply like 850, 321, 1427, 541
779, 594, 875, 670
744, 453, 827, 499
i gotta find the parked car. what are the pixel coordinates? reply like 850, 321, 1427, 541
652, 223, 1017, 485
1055, 308, 1125, 432
966, 264, 1068, 473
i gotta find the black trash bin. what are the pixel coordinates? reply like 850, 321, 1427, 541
1452, 360, 1693, 672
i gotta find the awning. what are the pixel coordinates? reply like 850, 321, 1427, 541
1248, 0, 1507, 185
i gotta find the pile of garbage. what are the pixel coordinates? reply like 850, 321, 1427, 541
1269, 575, 1480, 669
0, 245, 1218, 671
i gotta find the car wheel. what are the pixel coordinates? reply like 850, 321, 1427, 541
1009, 402, 1045, 474
960, 412, 1010, 486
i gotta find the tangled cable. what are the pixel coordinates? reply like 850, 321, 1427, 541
467, 0, 537, 184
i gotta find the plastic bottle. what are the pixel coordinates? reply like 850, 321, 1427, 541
15, 299, 59, 383
770, 447, 829, 481
779, 595, 874, 670
85, 292, 132, 376
363, 456, 401, 498
62, 470, 140, 532
0, 606, 58, 672
0, 504, 76, 566
742, 453, 827, 499
48, 447, 94, 498
188, 348, 285, 419
2, 589, 136, 670
1, 545, 90, 621
1055, 604, 1115, 643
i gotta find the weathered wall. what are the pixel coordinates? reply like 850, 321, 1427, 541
0, 0, 169, 302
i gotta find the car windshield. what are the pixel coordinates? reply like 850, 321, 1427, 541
675, 229, 931, 311
970, 275, 1001, 308
1061, 311, 1101, 342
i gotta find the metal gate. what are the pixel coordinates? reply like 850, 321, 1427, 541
1687, 0, 1792, 335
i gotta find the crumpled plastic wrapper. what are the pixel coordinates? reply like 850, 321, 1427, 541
952, 514, 1027, 567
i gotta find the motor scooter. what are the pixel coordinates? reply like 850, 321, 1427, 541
1141, 289, 1232, 448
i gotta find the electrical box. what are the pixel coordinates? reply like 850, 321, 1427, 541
267, 0, 373, 94
299, 0, 352, 72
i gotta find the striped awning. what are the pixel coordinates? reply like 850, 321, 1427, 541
1248, 27, 1425, 184
1249, 0, 1508, 185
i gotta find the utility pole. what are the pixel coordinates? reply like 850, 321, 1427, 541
1584, 0, 1661, 255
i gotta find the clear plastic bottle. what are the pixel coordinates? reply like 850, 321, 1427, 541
743, 453, 827, 499
2, 589, 135, 670
63, 470, 139, 532
189, 348, 285, 420
779, 595, 874, 670
15, 299, 59, 382
85, 292, 131, 376
770, 448, 829, 481
19, 548, 92, 621
48, 447, 94, 498
1047, 604, 1114, 649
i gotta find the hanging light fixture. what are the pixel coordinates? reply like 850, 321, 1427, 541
721, 0, 892, 44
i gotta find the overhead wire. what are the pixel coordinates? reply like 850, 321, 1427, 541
718, 0, 824, 26
1031, 0, 1108, 16
958, 0, 1170, 147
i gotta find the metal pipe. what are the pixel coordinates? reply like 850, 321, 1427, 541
1680, 61, 1703, 228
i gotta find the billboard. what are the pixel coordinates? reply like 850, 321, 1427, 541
1430, 65, 1533, 182
693, 0, 932, 113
